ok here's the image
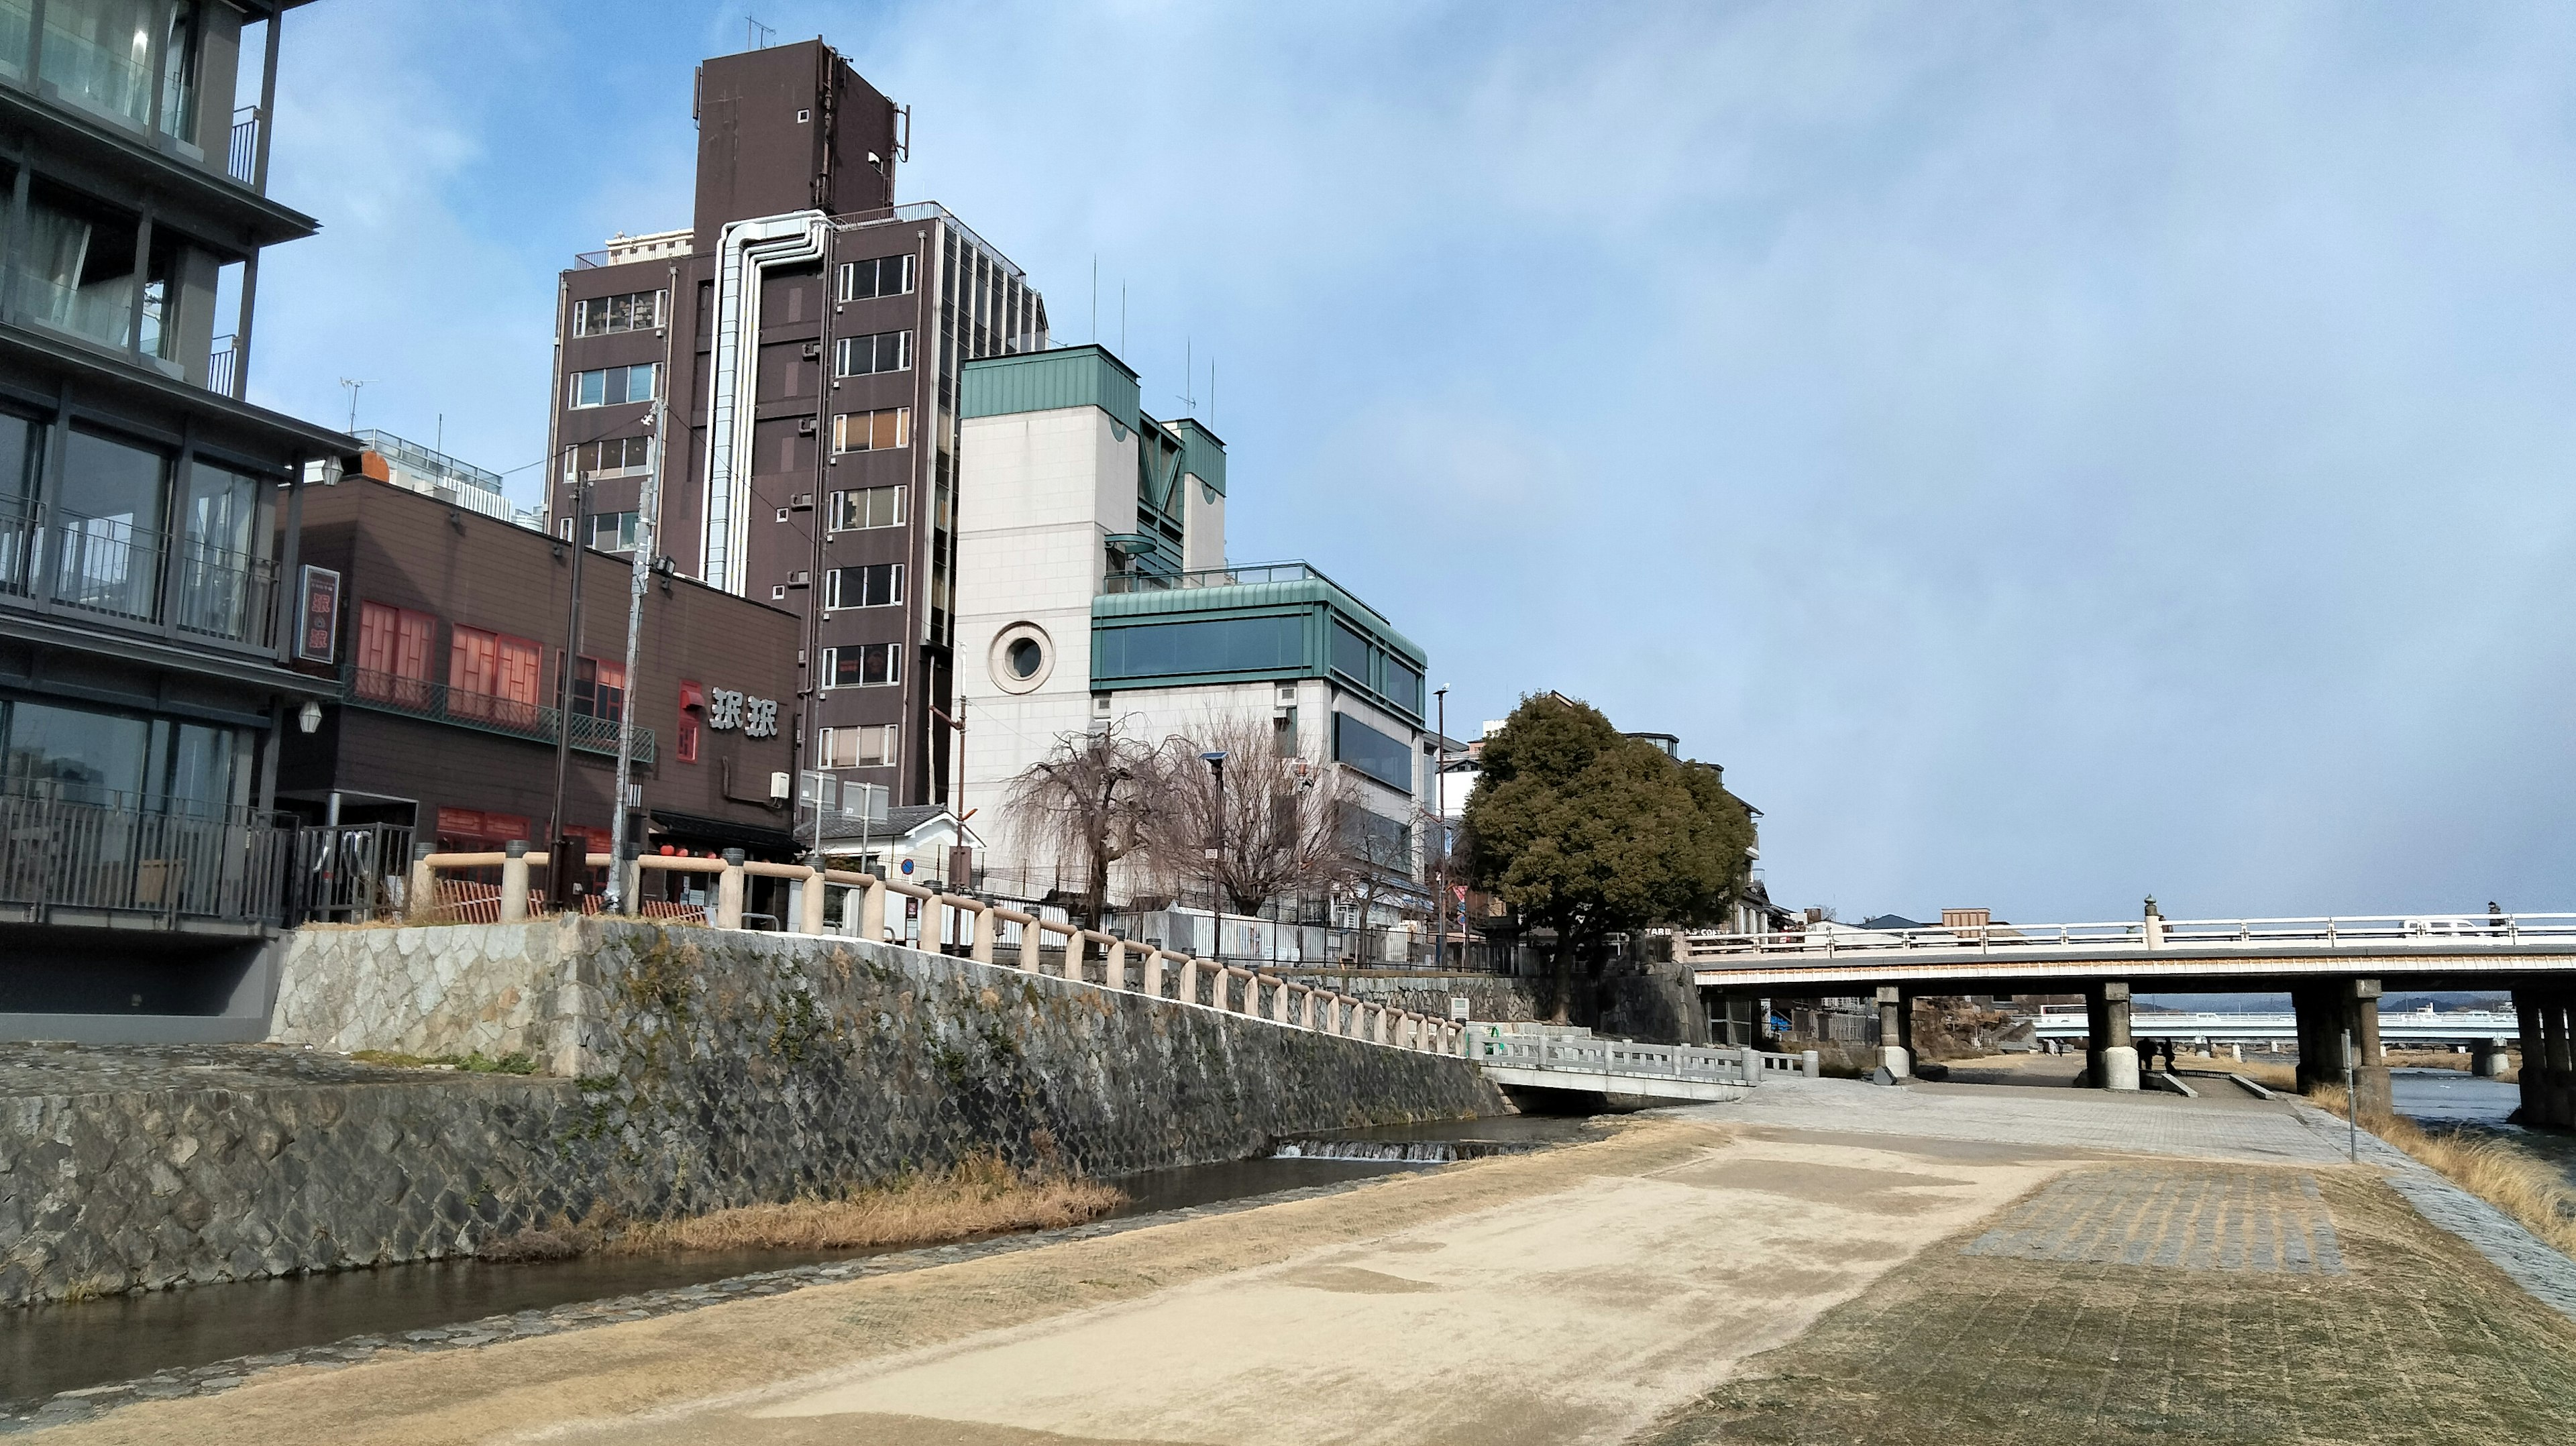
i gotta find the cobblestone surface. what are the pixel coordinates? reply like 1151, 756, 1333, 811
1962, 1167, 2344, 1273
2282, 1099, 2576, 1321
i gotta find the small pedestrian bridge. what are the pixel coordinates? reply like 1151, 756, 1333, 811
1469, 1034, 1818, 1105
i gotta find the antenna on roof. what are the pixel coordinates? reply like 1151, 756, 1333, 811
1210, 356, 1216, 427
1090, 256, 1097, 345
745, 14, 774, 50
337, 378, 373, 435
1177, 337, 1195, 416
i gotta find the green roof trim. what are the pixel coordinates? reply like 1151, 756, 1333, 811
960, 345, 1140, 431
1167, 416, 1228, 498
1090, 563, 1428, 722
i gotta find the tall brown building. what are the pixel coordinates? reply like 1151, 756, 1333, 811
547, 39, 1048, 818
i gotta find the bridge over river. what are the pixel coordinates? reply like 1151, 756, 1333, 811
1682, 909, 2576, 1127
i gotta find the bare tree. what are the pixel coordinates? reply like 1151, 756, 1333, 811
999, 721, 1156, 930
1138, 715, 1346, 926
1328, 801, 1428, 964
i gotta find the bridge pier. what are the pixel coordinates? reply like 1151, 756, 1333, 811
2349, 978, 2391, 1118
2520, 987, 2575, 1129
1875, 987, 1909, 1078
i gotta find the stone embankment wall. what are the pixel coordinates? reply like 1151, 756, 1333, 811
2, 920, 1501, 1306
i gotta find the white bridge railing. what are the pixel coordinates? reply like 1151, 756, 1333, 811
406, 848, 1465, 1058
1471, 1035, 1817, 1087
1683, 912, 2576, 960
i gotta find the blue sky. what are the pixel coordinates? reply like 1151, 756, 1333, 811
252, 2, 2576, 924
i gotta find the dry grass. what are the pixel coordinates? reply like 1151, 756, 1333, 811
609, 1150, 1125, 1256
2308, 1082, 2576, 1258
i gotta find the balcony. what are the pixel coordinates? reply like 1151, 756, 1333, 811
343, 665, 659, 765
0, 787, 292, 929
0, 500, 278, 649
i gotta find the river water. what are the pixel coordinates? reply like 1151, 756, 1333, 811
2387, 1068, 2576, 1190
0, 1150, 1469, 1406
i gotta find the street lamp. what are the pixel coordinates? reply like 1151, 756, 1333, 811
1433, 685, 1448, 972
1200, 749, 1228, 962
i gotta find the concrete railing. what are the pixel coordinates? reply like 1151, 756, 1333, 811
1470, 1034, 1811, 1086
402, 846, 1467, 1058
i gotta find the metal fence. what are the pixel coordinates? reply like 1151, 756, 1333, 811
284, 823, 415, 924
0, 792, 292, 925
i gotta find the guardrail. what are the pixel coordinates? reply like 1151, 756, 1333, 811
0, 793, 291, 926
1468, 1035, 1817, 1086
403, 845, 1466, 1058
1683, 912, 2576, 960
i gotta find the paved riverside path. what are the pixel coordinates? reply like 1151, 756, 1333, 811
25, 1080, 2576, 1445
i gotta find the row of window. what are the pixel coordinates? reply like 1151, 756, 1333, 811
821, 643, 900, 689
830, 484, 904, 531
815, 724, 898, 770
573, 289, 665, 337
570, 435, 652, 480
570, 363, 659, 409
835, 406, 908, 453
826, 562, 903, 610
354, 600, 714, 763
835, 329, 910, 378
838, 255, 916, 302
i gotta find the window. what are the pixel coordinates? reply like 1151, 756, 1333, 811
39, 0, 201, 140
828, 484, 905, 530
1385, 655, 1424, 716
570, 364, 659, 408
822, 643, 900, 688
570, 436, 652, 480
1329, 621, 1371, 686
826, 563, 902, 609
1334, 713, 1413, 793
833, 330, 912, 377
354, 602, 435, 706
1093, 616, 1303, 681
572, 657, 625, 725
817, 724, 898, 769
590, 510, 641, 553
448, 625, 543, 726
832, 407, 910, 453
572, 290, 664, 336
837, 254, 916, 301
676, 680, 704, 763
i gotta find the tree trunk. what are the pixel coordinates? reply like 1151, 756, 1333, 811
1548, 932, 1574, 1024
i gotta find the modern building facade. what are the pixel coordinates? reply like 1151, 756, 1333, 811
278, 453, 802, 867
547, 38, 1046, 824
949, 345, 1433, 923
0, 1, 364, 1038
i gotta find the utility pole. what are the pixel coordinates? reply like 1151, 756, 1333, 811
930, 698, 969, 887
1201, 750, 1228, 962
545, 450, 585, 901
1433, 685, 1448, 972
606, 264, 677, 909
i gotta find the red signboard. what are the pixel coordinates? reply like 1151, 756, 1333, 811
297, 565, 341, 663
433, 808, 531, 845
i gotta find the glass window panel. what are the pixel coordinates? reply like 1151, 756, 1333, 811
62, 427, 165, 529
3, 698, 151, 804
1334, 713, 1413, 793
1329, 621, 1371, 683
1385, 655, 1424, 714
0, 412, 38, 511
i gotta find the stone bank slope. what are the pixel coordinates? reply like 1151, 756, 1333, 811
1, 920, 1500, 1306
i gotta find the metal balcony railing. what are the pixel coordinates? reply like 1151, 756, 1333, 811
343, 665, 657, 765
228, 105, 261, 186
0, 502, 278, 647
0, 789, 292, 926
207, 334, 237, 396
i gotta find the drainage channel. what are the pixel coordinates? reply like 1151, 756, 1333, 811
2, 1142, 1549, 1415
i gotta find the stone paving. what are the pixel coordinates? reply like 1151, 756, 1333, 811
1960, 1166, 2344, 1273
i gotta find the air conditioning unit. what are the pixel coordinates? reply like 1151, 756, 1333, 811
788, 569, 811, 588
801, 340, 821, 359
798, 416, 817, 435
790, 492, 813, 510
769, 771, 792, 801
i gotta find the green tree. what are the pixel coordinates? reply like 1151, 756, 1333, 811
1462, 694, 1755, 1022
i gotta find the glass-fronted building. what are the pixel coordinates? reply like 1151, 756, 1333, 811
0, 1, 358, 1039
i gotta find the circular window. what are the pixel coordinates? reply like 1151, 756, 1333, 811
988, 623, 1054, 694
